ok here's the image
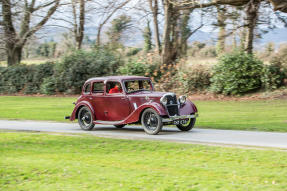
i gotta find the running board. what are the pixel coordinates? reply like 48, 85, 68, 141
93, 120, 124, 125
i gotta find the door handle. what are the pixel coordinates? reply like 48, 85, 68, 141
121, 97, 127, 100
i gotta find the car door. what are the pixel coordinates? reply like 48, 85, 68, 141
90, 81, 108, 121
105, 81, 132, 121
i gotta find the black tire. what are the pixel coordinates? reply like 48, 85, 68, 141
141, 108, 163, 135
114, 124, 125, 128
176, 118, 196, 131
78, 106, 95, 131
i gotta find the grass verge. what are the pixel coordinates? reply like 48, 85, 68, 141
0, 132, 286, 191
0, 96, 286, 132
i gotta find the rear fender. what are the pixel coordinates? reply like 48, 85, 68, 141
70, 101, 95, 121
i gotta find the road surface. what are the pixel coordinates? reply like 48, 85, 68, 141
0, 120, 287, 149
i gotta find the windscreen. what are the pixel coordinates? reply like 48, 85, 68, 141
124, 80, 152, 93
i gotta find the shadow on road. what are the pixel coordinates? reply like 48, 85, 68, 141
90, 126, 182, 135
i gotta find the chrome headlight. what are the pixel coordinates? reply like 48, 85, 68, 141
179, 95, 186, 105
160, 96, 168, 105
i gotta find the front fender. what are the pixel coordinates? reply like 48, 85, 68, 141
123, 101, 167, 124
70, 101, 95, 121
179, 100, 198, 115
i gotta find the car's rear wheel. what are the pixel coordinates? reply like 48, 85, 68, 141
141, 108, 163, 135
114, 125, 125, 128
176, 118, 196, 131
78, 106, 95, 131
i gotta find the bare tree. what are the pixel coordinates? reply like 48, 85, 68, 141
168, 0, 287, 13
161, 0, 205, 64
0, 0, 61, 66
245, 0, 260, 54
216, 5, 227, 55
148, 0, 161, 54
71, 0, 85, 49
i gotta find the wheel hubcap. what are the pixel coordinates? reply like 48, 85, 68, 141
80, 110, 92, 128
144, 112, 158, 131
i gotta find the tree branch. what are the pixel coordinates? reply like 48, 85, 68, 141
22, 0, 60, 44
32, 0, 57, 12
269, 0, 287, 12
187, 23, 203, 39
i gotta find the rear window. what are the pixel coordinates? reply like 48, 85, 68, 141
92, 82, 104, 94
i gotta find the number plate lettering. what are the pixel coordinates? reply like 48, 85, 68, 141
173, 119, 188, 125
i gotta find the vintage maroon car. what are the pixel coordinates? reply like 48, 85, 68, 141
67, 76, 198, 135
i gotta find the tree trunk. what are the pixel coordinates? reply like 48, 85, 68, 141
7, 45, 23, 66
148, 0, 161, 54
240, 28, 247, 51
179, 9, 191, 56
161, 0, 173, 65
216, 5, 226, 55
1, 0, 60, 65
245, 0, 260, 54
77, 0, 85, 49
96, 24, 103, 46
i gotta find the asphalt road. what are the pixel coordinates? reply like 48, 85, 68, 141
0, 120, 287, 149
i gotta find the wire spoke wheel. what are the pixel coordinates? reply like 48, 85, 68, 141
78, 106, 95, 131
141, 108, 163, 135
176, 117, 196, 131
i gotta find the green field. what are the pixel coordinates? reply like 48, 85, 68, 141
0, 58, 55, 66
0, 96, 286, 132
0, 132, 286, 191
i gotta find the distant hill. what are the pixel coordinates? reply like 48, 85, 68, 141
257, 28, 287, 44
40, 26, 287, 48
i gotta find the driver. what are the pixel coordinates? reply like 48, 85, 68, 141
109, 83, 122, 94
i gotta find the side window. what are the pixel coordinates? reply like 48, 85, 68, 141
125, 81, 138, 92
106, 81, 123, 94
92, 82, 104, 94
84, 83, 91, 94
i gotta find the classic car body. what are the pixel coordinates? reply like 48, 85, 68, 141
67, 76, 198, 135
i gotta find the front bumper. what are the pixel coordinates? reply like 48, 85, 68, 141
162, 113, 198, 123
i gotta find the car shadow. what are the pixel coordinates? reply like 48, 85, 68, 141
91, 126, 182, 135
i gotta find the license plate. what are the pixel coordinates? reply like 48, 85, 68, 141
173, 119, 188, 125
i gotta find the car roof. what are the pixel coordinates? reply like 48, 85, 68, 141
86, 76, 150, 83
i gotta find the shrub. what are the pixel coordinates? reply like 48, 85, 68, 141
0, 65, 32, 94
118, 60, 148, 76
178, 64, 212, 93
198, 46, 217, 58
24, 62, 55, 94
54, 50, 121, 94
126, 48, 142, 56
0, 62, 55, 94
211, 51, 263, 95
261, 58, 287, 90
40, 77, 56, 95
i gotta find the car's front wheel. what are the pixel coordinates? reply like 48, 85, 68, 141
176, 118, 196, 131
141, 108, 163, 135
78, 106, 95, 131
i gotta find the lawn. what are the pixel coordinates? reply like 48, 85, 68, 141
0, 58, 56, 66
0, 96, 286, 132
0, 132, 286, 191
195, 100, 287, 132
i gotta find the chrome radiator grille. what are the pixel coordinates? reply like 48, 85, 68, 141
165, 94, 179, 116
